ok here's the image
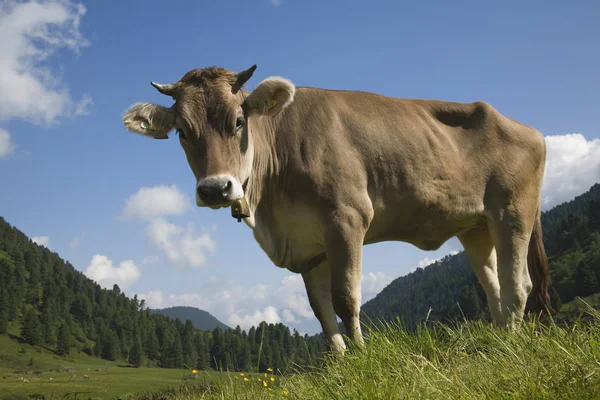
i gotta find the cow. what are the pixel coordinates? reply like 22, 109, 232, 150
121, 64, 552, 354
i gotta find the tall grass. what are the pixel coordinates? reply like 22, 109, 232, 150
131, 305, 600, 400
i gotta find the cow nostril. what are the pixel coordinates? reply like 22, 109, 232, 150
224, 180, 232, 192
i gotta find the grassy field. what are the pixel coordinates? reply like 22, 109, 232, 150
126, 304, 600, 400
0, 333, 226, 400
2, 304, 600, 399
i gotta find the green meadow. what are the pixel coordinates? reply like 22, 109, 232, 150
130, 306, 600, 400
0, 332, 224, 400
3, 304, 600, 400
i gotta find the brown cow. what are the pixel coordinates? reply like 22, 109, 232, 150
122, 64, 552, 354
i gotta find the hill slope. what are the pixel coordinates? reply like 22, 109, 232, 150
0, 216, 327, 374
152, 306, 230, 331
360, 183, 600, 330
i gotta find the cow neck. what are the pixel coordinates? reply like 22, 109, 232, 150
244, 113, 281, 219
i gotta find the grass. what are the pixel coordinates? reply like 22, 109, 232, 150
130, 304, 600, 400
2, 305, 600, 400
0, 333, 226, 400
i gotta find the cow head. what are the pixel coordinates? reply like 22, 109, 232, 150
122, 65, 295, 209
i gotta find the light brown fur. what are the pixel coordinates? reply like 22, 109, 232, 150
122, 64, 552, 353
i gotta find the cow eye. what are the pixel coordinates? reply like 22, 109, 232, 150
235, 117, 245, 133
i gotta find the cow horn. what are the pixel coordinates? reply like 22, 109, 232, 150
150, 81, 176, 96
231, 64, 257, 94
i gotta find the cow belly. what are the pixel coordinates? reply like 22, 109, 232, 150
366, 184, 487, 251
369, 216, 482, 249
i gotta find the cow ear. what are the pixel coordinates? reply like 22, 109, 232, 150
243, 76, 295, 117
122, 102, 175, 139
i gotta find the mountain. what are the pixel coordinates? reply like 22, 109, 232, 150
359, 183, 600, 331
152, 306, 230, 331
0, 216, 327, 373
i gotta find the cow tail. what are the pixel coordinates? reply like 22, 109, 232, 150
527, 203, 554, 317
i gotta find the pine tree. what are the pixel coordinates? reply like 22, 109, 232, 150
129, 339, 143, 367
101, 330, 120, 361
210, 327, 225, 370
590, 199, 600, 231
195, 332, 210, 370
21, 308, 41, 346
0, 310, 8, 334
56, 322, 71, 356
144, 328, 160, 360
40, 306, 56, 346
573, 260, 598, 297
460, 284, 483, 319
171, 332, 184, 368
94, 338, 101, 357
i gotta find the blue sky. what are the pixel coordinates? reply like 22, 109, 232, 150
1, 0, 599, 334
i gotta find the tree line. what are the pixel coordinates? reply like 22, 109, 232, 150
0, 216, 326, 372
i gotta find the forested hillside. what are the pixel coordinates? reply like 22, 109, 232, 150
361, 183, 600, 330
0, 217, 326, 373
152, 306, 230, 331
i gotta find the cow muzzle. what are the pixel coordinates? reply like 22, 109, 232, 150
196, 174, 244, 208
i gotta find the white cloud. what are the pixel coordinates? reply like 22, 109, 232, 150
137, 290, 212, 311
418, 256, 441, 269
0, 129, 16, 158
135, 268, 396, 331
274, 275, 313, 319
229, 306, 281, 328
410, 251, 460, 274
168, 292, 212, 310
84, 254, 141, 290
133, 268, 399, 331
542, 133, 600, 209
136, 278, 293, 330
122, 185, 193, 220
361, 271, 393, 302
146, 218, 216, 269
0, 0, 91, 125
137, 290, 165, 309
282, 309, 298, 324
32, 235, 49, 247
142, 255, 158, 264
271, 0, 282, 6
137, 284, 281, 329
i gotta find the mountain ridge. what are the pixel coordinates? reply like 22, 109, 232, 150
151, 305, 230, 331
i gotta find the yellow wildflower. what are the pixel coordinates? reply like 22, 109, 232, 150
268, 388, 273, 391
283, 388, 289, 396
270, 376, 275, 382
243, 377, 249, 382
267, 367, 273, 372
263, 380, 267, 387
264, 373, 267, 378
192, 369, 197, 374
240, 373, 245, 377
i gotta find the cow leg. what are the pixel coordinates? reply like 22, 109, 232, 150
488, 210, 535, 329
302, 261, 346, 354
324, 207, 370, 349
457, 226, 503, 325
